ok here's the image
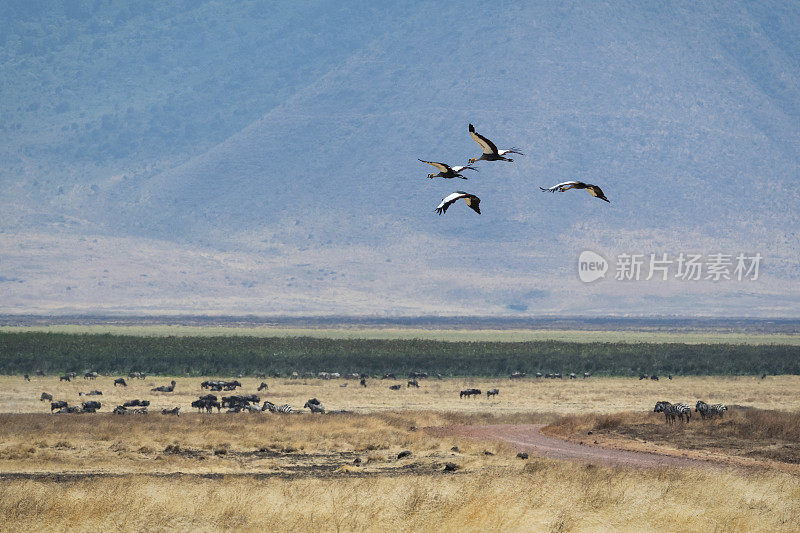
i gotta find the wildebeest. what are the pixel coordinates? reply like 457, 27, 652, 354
40, 392, 53, 402
24, 373, 30, 381
569, 373, 577, 379
389, 384, 402, 390
114, 378, 127, 387
128, 372, 147, 380
408, 372, 428, 379
151, 380, 176, 393
59, 375, 71, 382
123, 399, 150, 407
162, 407, 181, 416
304, 399, 325, 413
50, 401, 68, 412
382, 373, 396, 380
257, 382, 268, 391
510, 371, 526, 379
255, 373, 267, 379
290, 372, 299, 379
487, 388, 499, 398
651, 375, 659, 381
360, 378, 367, 387
460, 389, 481, 399
221, 395, 260, 409
36, 370, 45, 376
192, 397, 221, 413
56, 406, 82, 414
407, 379, 419, 388
113, 406, 147, 415
84, 372, 98, 380
81, 401, 101, 413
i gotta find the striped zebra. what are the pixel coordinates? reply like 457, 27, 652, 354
261, 400, 292, 413
695, 401, 710, 419
710, 403, 727, 418
674, 403, 691, 423
653, 401, 677, 424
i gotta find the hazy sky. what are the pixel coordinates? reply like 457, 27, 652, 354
1, 2, 798, 316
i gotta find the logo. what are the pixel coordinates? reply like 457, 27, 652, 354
578, 250, 608, 283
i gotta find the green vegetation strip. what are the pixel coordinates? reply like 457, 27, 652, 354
1, 332, 799, 376
1, 326, 798, 345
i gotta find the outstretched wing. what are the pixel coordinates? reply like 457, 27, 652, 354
468, 124, 498, 155
463, 194, 481, 214
451, 165, 478, 173
436, 191, 480, 215
418, 159, 451, 173
587, 184, 610, 202
539, 181, 583, 193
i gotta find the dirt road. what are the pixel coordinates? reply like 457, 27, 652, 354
429, 424, 717, 469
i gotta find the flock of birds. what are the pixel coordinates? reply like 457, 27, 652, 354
421, 123, 610, 216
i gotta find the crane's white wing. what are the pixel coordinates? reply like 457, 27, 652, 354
451, 166, 478, 173
435, 191, 480, 215
539, 181, 582, 193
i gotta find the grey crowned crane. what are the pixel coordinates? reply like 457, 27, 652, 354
468, 124, 523, 163
436, 191, 481, 215
540, 181, 610, 202
418, 159, 477, 180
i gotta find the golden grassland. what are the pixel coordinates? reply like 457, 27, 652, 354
1, 457, 800, 531
5, 374, 800, 415
545, 408, 800, 468
2, 324, 799, 344
3, 375, 800, 531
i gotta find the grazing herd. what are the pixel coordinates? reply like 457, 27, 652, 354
30, 371, 731, 428
653, 400, 728, 424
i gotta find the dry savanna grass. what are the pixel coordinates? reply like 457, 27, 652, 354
1, 461, 800, 532
3, 375, 800, 531
4, 374, 800, 415
0, 411, 513, 475
545, 408, 800, 467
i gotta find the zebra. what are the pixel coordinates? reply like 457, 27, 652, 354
510, 371, 526, 379
710, 403, 728, 418
674, 403, 692, 423
653, 401, 677, 424
695, 401, 711, 419
262, 401, 292, 413
486, 388, 499, 398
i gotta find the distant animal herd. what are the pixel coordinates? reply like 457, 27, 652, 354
26, 370, 735, 422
